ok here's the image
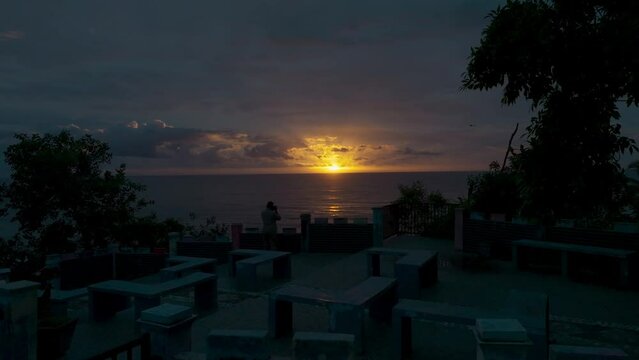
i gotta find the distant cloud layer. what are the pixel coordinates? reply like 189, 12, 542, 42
0, 30, 25, 41
0, 0, 637, 174
49, 121, 445, 173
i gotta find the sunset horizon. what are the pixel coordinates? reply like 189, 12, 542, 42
2, 2, 639, 359
125, 165, 484, 177
2, 1, 637, 176
0, 1, 566, 176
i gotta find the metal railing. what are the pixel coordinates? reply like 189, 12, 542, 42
382, 202, 455, 237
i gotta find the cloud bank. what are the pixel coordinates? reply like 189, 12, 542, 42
0, 0, 637, 174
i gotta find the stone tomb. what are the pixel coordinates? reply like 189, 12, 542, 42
549, 345, 628, 359
207, 329, 269, 360
475, 319, 532, 360
138, 303, 197, 359
0, 281, 39, 360
293, 332, 355, 360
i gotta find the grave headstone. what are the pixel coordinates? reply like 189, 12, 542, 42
372, 207, 383, 247
549, 345, 628, 359
207, 329, 269, 360
475, 319, 532, 360
0, 268, 10, 282
0, 281, 39, 360
138, 304, 197, 360
168, 232, 181, 256
294, 332, 354, 360
455, 208, 464, 250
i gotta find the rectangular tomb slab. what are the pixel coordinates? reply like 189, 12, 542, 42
294, 332, 355, 360
140, 303, 193, 325
207, 329, 269, 360
550, 345, 628, 359
476, 319, 528, 343
0, 268, 10, 281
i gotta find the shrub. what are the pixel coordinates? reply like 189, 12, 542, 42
467, 162, 522, 216
0, 131, 152, 253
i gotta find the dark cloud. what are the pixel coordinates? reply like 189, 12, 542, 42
400, 147, 441, 156
0, 31, 25, 41
332, 147, 350, 153
0, 0, 637, 173
245, 142, 293, 160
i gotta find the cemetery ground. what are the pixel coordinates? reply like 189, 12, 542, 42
64, 235, 639, 359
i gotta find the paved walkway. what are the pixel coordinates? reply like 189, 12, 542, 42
66, 235, 639, 359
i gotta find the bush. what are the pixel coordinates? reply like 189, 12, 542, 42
0, 131, 152, 253
395, 181, 454, 239
423, 209, 455, 239
467, 162, 522, 216
0, 236, 44, 281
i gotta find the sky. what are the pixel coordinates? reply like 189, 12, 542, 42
1, 0, 638, 175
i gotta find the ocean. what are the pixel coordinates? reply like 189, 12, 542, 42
135, 171, 476, 230
0, 171, 476, 237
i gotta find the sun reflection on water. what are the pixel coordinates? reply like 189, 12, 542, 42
328, 204, 342, 215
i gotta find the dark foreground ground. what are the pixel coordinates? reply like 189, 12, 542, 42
66, 235, 639, 359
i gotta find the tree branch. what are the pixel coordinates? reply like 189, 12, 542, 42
501, 122, 519, 172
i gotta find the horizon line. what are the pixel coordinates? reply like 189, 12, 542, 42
128, 169, 485, 177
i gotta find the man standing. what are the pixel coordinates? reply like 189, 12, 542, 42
261, 201, 281, 250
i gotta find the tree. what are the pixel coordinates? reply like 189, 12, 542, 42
467, 161, 523, 216
395, 181, 428, 206
0, 131, 151, 253
463, 0, 639, 223
623, 160, 639, 220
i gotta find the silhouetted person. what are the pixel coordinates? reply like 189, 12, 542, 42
261, 201, 281, 250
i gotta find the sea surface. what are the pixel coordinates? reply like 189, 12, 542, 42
0, 171, 476, 237
135, 171, 476, 230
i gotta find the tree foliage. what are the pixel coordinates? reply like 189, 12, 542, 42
394, 181, 448, 206
467, 161, 523, 216
463, 0, 639, 223
0, 131, 151, 253
623, 160, 639, 220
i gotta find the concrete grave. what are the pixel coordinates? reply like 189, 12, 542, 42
476, 319, 528, 342
475, 319, 532, 360
293, 332, 354, 360
160, 256, 217, 281
0, 281, 39, 360
0, 268, 10, 282
207, 329, 269, 360
392, 292, 548, 360
229, 249, 292, 291
138, 304, 197, 360
366, 248, 438, 299
549, 345, 628, 359
89, 272, 217, 322
269, 277, 397, 353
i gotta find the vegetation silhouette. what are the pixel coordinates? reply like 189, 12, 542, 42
0, 131, 165, 274
463, 0, 639, 225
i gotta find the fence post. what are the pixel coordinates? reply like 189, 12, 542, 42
300, 214, 311, 252
454, 208, 464, 251
168, 232, 180, 256
231, 224, 243, 249
373, 207, 384, 247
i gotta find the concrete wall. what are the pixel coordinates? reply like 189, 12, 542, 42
0, 281, 39, 360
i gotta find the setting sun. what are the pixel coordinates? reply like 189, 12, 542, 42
327, 164, 341, 172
